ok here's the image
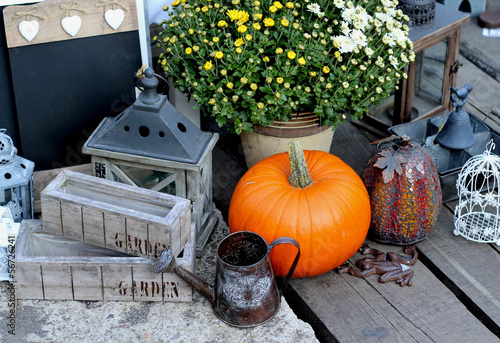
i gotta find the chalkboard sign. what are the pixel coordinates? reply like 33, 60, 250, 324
3, 0, 142, 170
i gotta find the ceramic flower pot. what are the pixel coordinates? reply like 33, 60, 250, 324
240, 113, 334, 169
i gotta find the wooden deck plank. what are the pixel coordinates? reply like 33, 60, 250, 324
290, 240, 499, 343
457, 56, 500, 132
417, 204, 500, 330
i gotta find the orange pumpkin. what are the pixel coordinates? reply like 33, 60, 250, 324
228, 141, 371, 278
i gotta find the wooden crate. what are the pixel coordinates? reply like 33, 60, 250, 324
41, 170, 191, 260
14, 220, 195, 302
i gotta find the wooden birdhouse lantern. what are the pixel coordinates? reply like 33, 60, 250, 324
0, 129, 34, 222
83, 68, 219, 256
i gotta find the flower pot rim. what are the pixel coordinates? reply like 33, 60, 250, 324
253, 112, 332, 138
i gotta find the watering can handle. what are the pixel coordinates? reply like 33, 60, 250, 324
268, 237, 301, 296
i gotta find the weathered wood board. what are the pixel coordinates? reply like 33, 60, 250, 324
3, 0, 138, 48
417, 204, 500, 328
14, 220, 195, 302
33, 164, 92, 216
290, 240, 499, 343
41, 170, 191, 259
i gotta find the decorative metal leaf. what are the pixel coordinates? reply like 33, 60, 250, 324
374, 150, 407, 183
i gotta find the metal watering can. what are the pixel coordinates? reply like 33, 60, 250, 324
154, 231, 300, 327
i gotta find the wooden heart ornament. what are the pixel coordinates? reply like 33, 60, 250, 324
18, 20, 39, 42
104, 9, 124, 30
61, 15, 82, 37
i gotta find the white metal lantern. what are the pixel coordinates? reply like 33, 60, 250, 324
453, 139, 500, 245
0, 129, 34, 222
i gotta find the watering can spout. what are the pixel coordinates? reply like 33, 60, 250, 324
154, 250, 215, 303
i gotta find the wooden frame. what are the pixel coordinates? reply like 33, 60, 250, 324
365, 3, 470, 131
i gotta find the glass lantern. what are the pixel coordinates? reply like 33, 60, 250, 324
0, 129, 34, 222
367, 3, 470, 130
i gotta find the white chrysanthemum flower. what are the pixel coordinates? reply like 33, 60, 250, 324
364, 46, 374, 56
350, 29, 367, 46
307, 3, 321, 14
340, 21, 350, 35
389, 55, 398, 67
342, 7, 355, 23
400, 52, 409, 63
335, 35, 356, 53
385, 7, 396, 16
334, 0, 345, 9
389, 28, 407, 42
382, 34, 396, 46
375, 12, 390, 23
381, 0, 392, 6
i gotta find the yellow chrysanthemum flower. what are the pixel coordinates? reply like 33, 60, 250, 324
286, 2, 294, 8
185, 47, 192, 54
275, 47, 283, 54
215, 51, 223, 59
341, 65, 347, 71
281, 18, 289, 27
171, 0, 180, 7
218, 20, 228, 27
213, 37, 220, 43
193, 45, 200, 51
227, 9, 240, 21
274, 1, 283, 9
188, 29, 194, 34
254, 13, 262, 20
287, 51, 296, 59
234, 38, 245, 47
269, 5, 278, 13
263, 18, 274, 27
323, 66, 330, 73
203, 61, 213, 71
245, 34, 252, 41
263, 56, 270, 62
276, 77, 284, 84
250, 83, 258, 90
253, 23, 261, 30
334, 51, 341, 58
240, 77, 248, 84
237, 25, 248, 33
309, 71, 317, 77
257, 102, 264, 109
298, 57, 306, 65
202, 6, 209, 12
227, 82, 234, 89
221, 69, 227, 76
236, 47, 243, 54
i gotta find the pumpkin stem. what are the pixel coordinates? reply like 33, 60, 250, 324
288, 140, 313, 188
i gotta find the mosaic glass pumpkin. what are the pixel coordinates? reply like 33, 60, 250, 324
362, 136, 442, 244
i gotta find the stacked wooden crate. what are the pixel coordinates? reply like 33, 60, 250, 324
15, 169, 196, 302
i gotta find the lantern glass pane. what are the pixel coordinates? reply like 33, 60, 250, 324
0, 188, 12, 205
111, 164, 176, 195
413, 39, 448, 118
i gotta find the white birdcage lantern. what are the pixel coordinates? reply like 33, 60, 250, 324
453, 139, 500, 245
0, 129, 34, 222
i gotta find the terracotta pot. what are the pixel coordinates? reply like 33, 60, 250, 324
240, 113, 334, 169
